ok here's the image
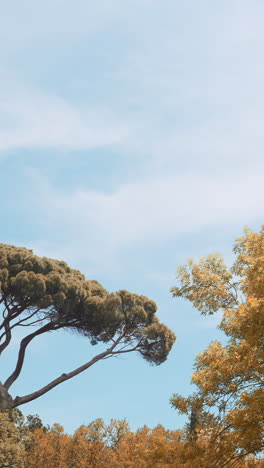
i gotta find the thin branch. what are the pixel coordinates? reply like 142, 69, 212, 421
221, 452, 249, 468
211, 423, 232, 443
229, 282, 239, 303
0, 299, 30, 331
0, 314, 44, 342
6, 309, 44, 333
8, 308, 42, 328
0, 321, 12, 354
16, 318, 45, 327
0, 302, 11, 331
1, 306, 8, 320
4, 322, 56, 390
0, 300, 14, 353
111, 343, 142, 355
111, 341, 133, 353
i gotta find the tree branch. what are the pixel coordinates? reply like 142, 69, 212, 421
111, 342, 141, 355
0, 299, 30, 331
13, 334, 125, 408
8, 308, 42, 328
0, 310, 43, 343
16, 318, 45, 327
1, 305, 8, 320
4, 322, 56, 390
0, 321, 12, 354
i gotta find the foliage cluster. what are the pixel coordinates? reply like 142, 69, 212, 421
0, 411, 263, 468
171, 227, 264, 464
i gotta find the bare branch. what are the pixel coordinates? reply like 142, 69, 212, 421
0, 321, 12, 355
4, 322, 56, 390
13, 335, 125, 407
8, 308, 43, 330
0, 311, 43, 343
1, 306, 8, 320
6, 325, 126, 393
16, 318, 45, 327
0, 299, 30, 331
111, 342, 142, 355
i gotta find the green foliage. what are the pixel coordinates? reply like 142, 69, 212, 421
26, 413, 49, 433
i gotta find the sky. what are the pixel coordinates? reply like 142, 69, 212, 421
1, 0, 264, 433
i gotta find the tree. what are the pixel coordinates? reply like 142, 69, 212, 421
25, 420, 183, 468
26, 418, 130, 468
0, 410, 30, 468
0, 243, 175, 410
26, 423, 70, 468
26, 413, 49, 432
170, 227, 264, 463
24, 416, 262, 468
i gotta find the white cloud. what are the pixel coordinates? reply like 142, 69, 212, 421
1, 0, 264, 266
65, 171, 263, 241
0, 80, 128, 152
29, 168, 263, 266
0, 0, 264, 165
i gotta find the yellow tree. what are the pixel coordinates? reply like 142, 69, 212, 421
0, 410, 30, 468
26, 423, 70, 468
67, 419, 109, 467
103, 423, 254, 468
105, 424, 184, 468
171, 227, 264, 464
24, 417, 262, 468
26, 418, 130, 468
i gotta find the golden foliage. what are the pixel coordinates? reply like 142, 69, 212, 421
24, 418, 262, 468
171, 226, 264, 462
0, 410, 29, 468
0, 411, 261, 468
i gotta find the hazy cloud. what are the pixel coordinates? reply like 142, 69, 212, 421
0, 80, 128, 152
29, 168, 263, 263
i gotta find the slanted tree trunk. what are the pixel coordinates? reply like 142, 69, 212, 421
0, 382, 14, 410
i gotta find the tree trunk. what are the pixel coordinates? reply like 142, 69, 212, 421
0, 382, 14, 410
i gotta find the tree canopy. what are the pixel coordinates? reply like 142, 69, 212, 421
1, 411, 262, 468
171, 226, 264, 463
0, 243, 175, 410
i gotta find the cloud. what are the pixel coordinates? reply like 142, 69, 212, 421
1, 0, 264, 266
60, 171, 263, 241
0, 80, 128, 152
1, 0, 264, 166
27, 168, 263, 269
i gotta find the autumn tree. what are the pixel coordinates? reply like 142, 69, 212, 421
171, 227, 264, 464
26, 418, 129, 468
0, 409, 30, 468
107, 424, 183, 468
25, 419, 184, 468
0, 243, 175, 410
26, 423, 70, 468
24, 416, 263, 468
26, 413, 49, 432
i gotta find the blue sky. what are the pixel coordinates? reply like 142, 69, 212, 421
1, 0, 264, 433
